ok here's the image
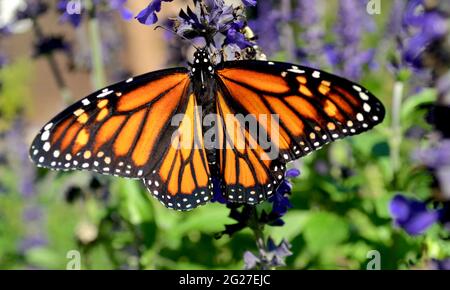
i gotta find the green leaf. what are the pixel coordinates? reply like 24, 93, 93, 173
173, 204, 230, 235
303, 212, 349, 254
401, 88, 436, 121
113, 179, 154, 225
25, 247, 64, 269
268, 210, 309, 241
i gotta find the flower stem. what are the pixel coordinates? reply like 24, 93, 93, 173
391, 81, 404, 175
86, 0, 106, 89
248, 206, 270, 270
31, 18, 72, 103
281, 0, 295, 62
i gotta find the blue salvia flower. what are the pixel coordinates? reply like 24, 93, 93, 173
244, 238, 292, 270
224, 20, 253, 49
135, 0, 174, 25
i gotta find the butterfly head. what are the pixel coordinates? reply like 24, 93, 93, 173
191, 48, 214, 77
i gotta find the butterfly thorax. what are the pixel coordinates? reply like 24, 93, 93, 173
190, 48, 215, 93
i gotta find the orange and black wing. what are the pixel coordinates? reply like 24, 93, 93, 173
214, 60, 385, 203
29, 68, 212, 210
214, 87, 287, 204
216, 60, 385, 163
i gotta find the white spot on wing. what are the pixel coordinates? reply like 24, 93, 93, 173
43, 142, 51, 152
288, 68, 305, 74
357, 113, 364, 121
44, 123, 53, 130
353, 85, 362, 92
360, 92, 369, 101
97, 89, 114, 98
41, 130, 50, 141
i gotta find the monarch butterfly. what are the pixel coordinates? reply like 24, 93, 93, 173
29, 47, 385, 211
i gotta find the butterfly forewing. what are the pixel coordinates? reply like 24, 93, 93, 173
216, 60, 385, 163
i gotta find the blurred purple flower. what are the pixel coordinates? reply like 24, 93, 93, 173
430, 258, 450, 270
58, 0, 133, 27
19, 235, 47, 253
23, 206, 43, 222
294, 0, 325, 66
402, 0, 449, 68
325, 0, 376, 80
389, 194, 440, 236
135, 0, 173, 25
413, 140, 450, 169
248, 1, 282, 55
57, 0, 83, 27
15, 0, 48, 21
242, 0, 257, 6
6, 120, 35, 198
0, 52, 8, 68
387, 0, 407, 37
109, 0, 133, 20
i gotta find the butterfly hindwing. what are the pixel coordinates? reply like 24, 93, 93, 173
143, 92, 214, 210
215, 87, 286, 204
216, 60, 385, 163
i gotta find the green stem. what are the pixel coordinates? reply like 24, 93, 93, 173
281, 0, 296, 62
86, 0, 106, 89
31, 18, 72, 103
248, 206, 270, 270
391, 81, 404, 175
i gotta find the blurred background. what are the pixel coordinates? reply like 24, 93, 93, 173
1, 0, 450, 270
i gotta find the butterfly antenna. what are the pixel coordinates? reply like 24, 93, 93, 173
154, 25, 200, 50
